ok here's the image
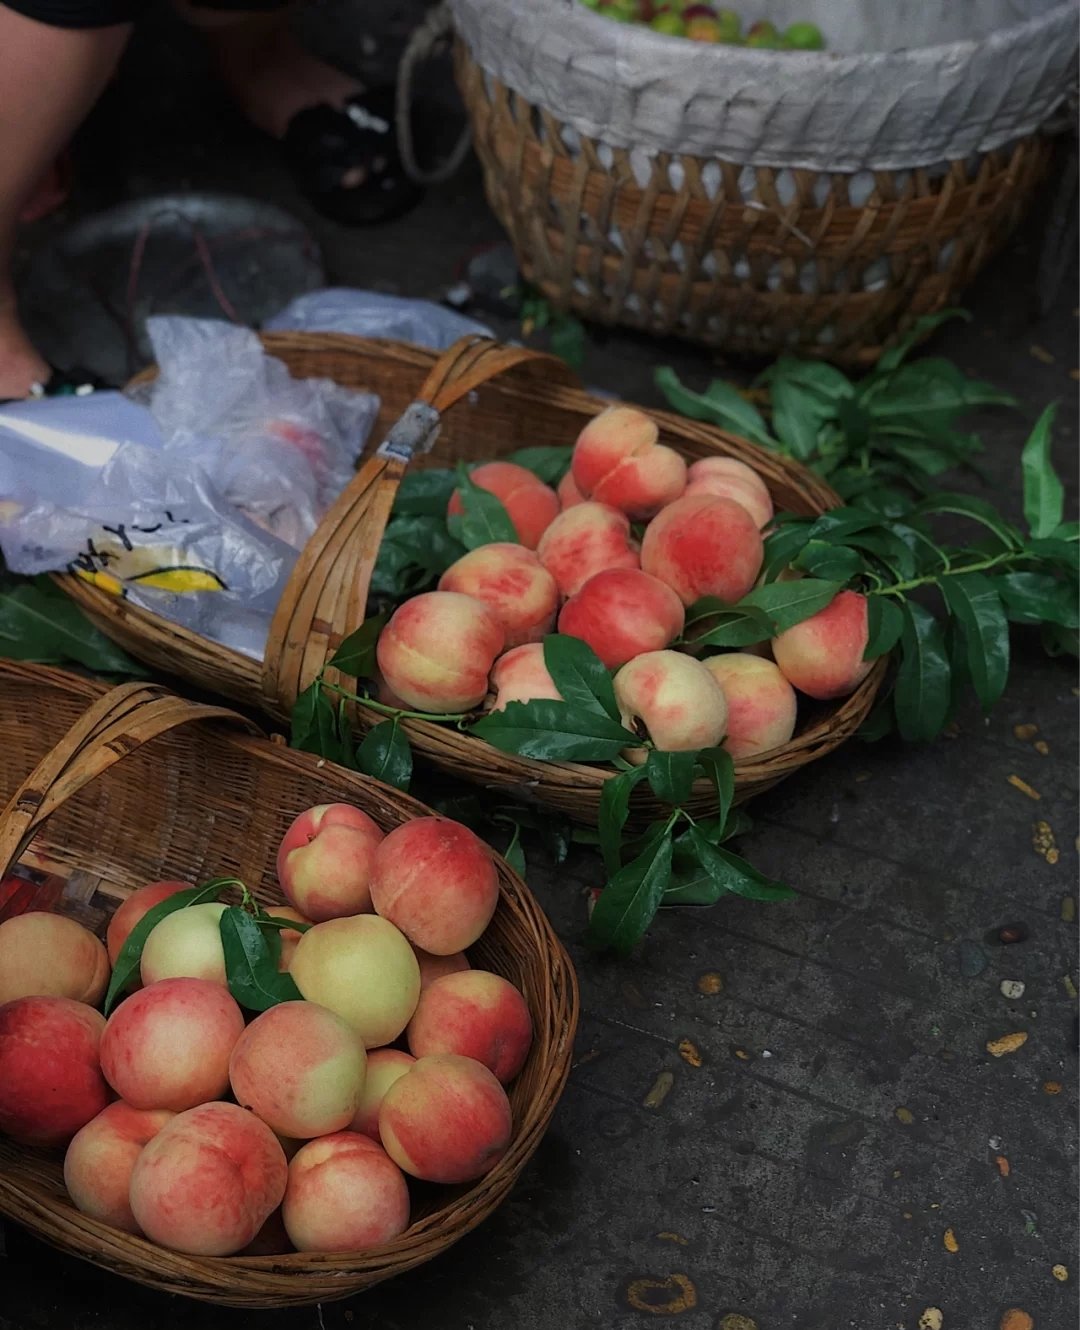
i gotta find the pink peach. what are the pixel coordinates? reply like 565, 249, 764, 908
63, 1101, 175, 1232
447, 461, 560, 549
702, 653, 798, 758
379, 1053, 512, 1184
772, 590, 874, 700
557, 469, 585, 509
100, 977, 245, 1112
0, 996, 109, 1146
536, 502, 640, 598
349, 1049, 416, 1138
283, 1131, 410, 1253
229, 1000, 367, 1140
269, 905, 311, 971
414, 946, 471, 990
558, 567, 685, 669
106, 881, 190, 966
641, 493, 764, 606
0, 912, 109, 1006
276, 803, 384, 922
370, 817, 499, 956
489, 643, 563, 712
685, 458, 773, 529
376, 591, 505, 713
613, 650, 728, 758
438, 543, 559, 649
406, 970, 532, 1084
129, 1101, 287, 1256
571, 407, 687, 519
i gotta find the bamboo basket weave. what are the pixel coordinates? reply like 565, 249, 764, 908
57, 332, 885, 825
455, 42, 1054, 366
0, 659, 578, 1307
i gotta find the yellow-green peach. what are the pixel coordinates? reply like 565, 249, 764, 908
613, 650, 728, 760
139, 902, 228, 987
0, 912, 109, 1006
349, 1048, 416, 1138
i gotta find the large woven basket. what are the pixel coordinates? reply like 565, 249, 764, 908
0, 659, 578, 1307
57, 331, 885, 825
451, 0, 1073, 364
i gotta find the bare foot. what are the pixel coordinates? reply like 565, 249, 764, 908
0, 306, 50, 400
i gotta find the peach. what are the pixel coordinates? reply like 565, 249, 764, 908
772, 590, 874, 700
702, 653, 798, 758
536, 502, 640, 598
283, 1131, 410, 1253
406, 971, 532, 1084
106, 881, 190, 965
438, 543, 559, 649
370, 817, 499, 955
229, 1001, 367, 1140
290, 914, 421, 1048
139, 901, 227, 987
276, 803, 384, 923
571, 406, 686, 519
376, 591, 504, 713
63, 1102, 175, 1232
558, 567, 685, 670
613, 650, 728, 759
0, 996, 108, 1146
379, 1053, 512, 1184
489, 643, 563, 712
557, 469, 585, 509
641, 493, 764, 606
100, 977, 245, 1112
446, 461, 560, 549
685, 457, 773, 530
0, 912, 109, 1006
349, 1049, 415, 1138
414, 946, 470, 990
129, 1101, 287, 1256
269, 905, 311, 971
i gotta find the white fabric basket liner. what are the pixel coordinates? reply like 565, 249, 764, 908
451, 0, 1077, 172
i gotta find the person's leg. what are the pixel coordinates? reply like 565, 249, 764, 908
0, 4, 131, 397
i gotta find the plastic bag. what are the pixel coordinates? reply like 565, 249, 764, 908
264, 287, 493, 350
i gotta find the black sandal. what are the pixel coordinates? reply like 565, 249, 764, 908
281, 86, 429, 227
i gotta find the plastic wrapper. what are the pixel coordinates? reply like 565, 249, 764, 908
264, 287, 493, 349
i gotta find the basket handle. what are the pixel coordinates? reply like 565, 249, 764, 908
0, 682, 257, 880
259, 335, 576, 718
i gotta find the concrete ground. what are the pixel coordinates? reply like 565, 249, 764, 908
3, 4, 1078, 1328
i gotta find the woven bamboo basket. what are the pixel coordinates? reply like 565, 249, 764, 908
57, 331, 886, 825
0, 659, 578, 1307
450, 0, 1071, 365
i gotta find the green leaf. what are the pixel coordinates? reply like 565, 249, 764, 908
550, 314, 587, 370
792, 540, 864, 583
392, 469, 458, 516
471, 699, 637, 761
875, 309, 969, 371
219, 907, 304, 1011
685, 828, 797, 901
104, 880, 231, 1014
770, 379, 825, 460
867, 358, 1015, 425
290, 683, 353, 767
757, 355, 852, 404
807, 508, 884, 543
696, 746, 734, 830
326, 612, 388, 678
356, 719, 412, 791
654, 367, 777, 447
684, 601, 775, 648
864, 595, 904, 659
1026, 537, 1079, 574
258, 914, 311, 934
1021, 405, 1064, 539
448, 462, 519, 548
646, 750, 697, 805
502, 822, 526, 877
507, 446, 573, 486
1041, 621, 1079, 658
739, 579, 842, 633
994, 571, 1079, 629
939, 573, 1010, 709
663, 865, 723, 907
914, 493, 1023, 550
543, 634, 619, 720
588, 823, 675, 954
760, 521, 814, 581
598, 765, 649, 877
857, 694, 896, 742
893, 600, 951, 742
844, 529, 918, 580
0, 577, 142, 674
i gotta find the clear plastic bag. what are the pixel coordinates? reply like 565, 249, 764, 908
264, 287, 493, 350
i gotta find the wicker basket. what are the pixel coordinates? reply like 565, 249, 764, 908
0, 659, 578, 1307
451, 0, 1071, 364
56, 331, 885, 825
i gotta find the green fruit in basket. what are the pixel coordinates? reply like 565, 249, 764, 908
745, 18, 781, 47
651, 11, 687, 34
715, 8, 742, 39
783, 21, 825, 49
686, 15, 722, 41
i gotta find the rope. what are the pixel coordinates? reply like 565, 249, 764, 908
395, 1, 473, 186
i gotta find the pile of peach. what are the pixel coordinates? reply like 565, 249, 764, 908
0, 807, 531, 1257
376, 406, 874, 760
